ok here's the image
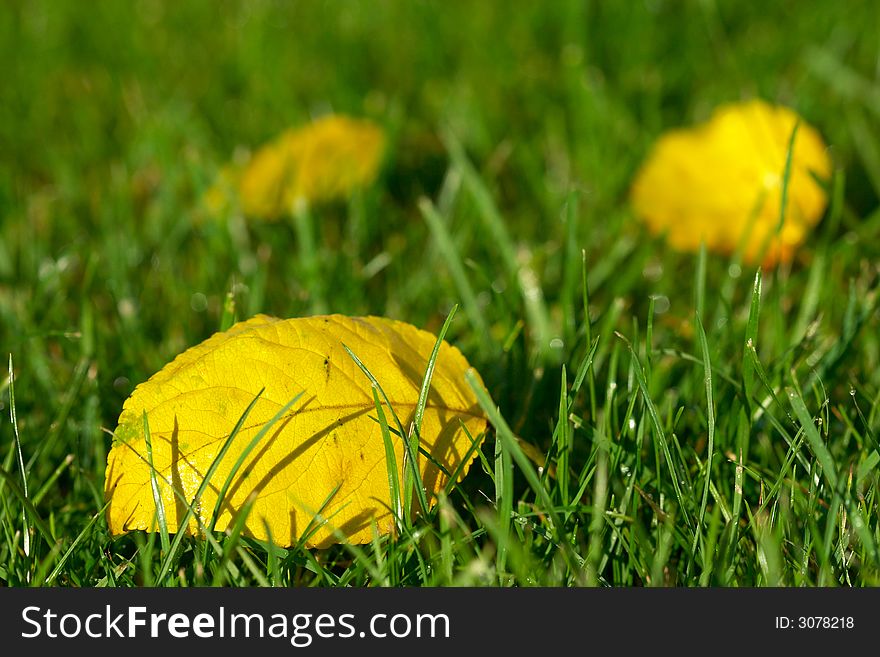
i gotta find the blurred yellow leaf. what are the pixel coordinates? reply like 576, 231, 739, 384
203, 114, 385, 220
630, 99, 832, 265
104, 314, 486, 548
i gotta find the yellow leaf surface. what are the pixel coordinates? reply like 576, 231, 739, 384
104, 314, 487, 548
630, 99, 832, 265
201, 115, 386, 221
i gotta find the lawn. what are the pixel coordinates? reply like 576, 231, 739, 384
2, 0, 880, 586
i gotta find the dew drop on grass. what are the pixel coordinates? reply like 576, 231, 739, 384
642, 261, 663, 282
651, 295, 670, 314
190, 292, 208, 312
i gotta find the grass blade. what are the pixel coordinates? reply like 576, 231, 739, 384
420, 198, 491, 345
143, 411, 170, 556
343, 345, 430, 517
619, 334, 693, 530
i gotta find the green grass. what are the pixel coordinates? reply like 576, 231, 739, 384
2, 0, 880, 587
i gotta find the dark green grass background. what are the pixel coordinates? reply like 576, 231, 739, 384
2, 0, 880, 586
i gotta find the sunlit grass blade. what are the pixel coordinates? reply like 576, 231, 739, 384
776, 121, 799, 234
143, 411, 170, 556
742, 269, 762, 413
555, 366, 570, 506
8, 354, 30, 562
414, 308, 458, 435
694, 243, 707, 320
373, 386, 402, 530
343, 345, 430, 517
220, 283, 237, 332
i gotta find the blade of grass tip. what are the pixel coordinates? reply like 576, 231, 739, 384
571, 335, 600, 400
373, 386, 403, 531
343, 344, 430, 517
580, 250, 599, 421
776, 121, 799, 236
556, 366, 570, 506
743, 270, 762, 414
158, 387, 266, 579
695, 243, 707, 321
407, 307, 459, 505
618, 334, 693, 530
689, 313, 716, 573
8, 354, 30, 560
208, 390, 305, 534
220, 282, 237, 331
419, 198, 491, 346
143, 411, 170, 557
411, 305, 458, 444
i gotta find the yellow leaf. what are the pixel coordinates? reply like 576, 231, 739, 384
104, 314, 487, 548
630, 99, 832, 266
202, 115, 386, 221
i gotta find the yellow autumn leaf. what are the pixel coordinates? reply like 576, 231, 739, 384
202, 114, 385, 220
104, 314, 487, 548
630, 99, 832, 265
